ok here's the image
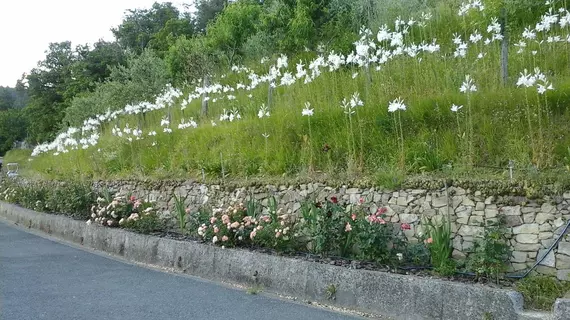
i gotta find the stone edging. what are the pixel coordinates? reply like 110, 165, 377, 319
0, 201, 563, 320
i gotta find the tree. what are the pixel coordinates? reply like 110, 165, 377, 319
283, 1, 315, 51
254, 0, 293, 55
166, 36, 214, 86
0, 109, 27, 156
112, 2, 185, 54
0, 87, 16, 111
205, 1, 262, 66
149, 15, 196, 56
64, 49, 170, 127
194, 0, 229, 32
78, 40, 126, 83
24, 42, 78, 143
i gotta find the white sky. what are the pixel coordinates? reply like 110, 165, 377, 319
0, 0, 191, 87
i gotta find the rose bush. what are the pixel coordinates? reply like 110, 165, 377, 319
87, 194, 163, 234
195, 201, 299, 251
193, 197, 412, 265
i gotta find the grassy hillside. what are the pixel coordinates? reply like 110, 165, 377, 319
12, 1, 570, 184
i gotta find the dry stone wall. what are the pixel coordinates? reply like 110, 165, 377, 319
94, 180, 570, 280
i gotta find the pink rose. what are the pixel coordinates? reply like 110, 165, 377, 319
425, 237, 433, 244
213, 226, 219, 234
351, 214, 357, 221
210, 217, 218, 224
345, 222, 352, 232
401, 223, 411, 230
250, 230, 257, 240
222, 236, 229, 242
230, 222, 240, 229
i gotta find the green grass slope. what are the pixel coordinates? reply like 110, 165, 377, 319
17, 1, 570, 185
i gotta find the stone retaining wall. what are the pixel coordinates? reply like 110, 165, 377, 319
94, 180, 570, 280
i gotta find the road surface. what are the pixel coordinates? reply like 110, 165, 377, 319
0, 221, 365, 320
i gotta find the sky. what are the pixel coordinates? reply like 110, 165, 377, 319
0, 0, 190, 87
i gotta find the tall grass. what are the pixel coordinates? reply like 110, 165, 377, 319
21, 1, 570, 182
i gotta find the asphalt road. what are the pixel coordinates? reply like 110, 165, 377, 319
0, 221, 364, 320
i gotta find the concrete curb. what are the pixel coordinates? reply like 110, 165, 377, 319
554, 299, 570, 320
0, 201, 526, 320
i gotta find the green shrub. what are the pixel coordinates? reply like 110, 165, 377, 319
516, 275, 570, 311
197, 202, 261, 248
0, 180, 95, 220
466, 216, 511, 282
87, 193, 164, 234
122, 213, 165, 234
354, 207, 407, 264
13, 182, 50, 211
186, 206, 212, 237
300, 199, 407, 263
44, 181, 95, 220
403, 242, 431, 267
0, 182, 18, 203
254, 197, 301, 252
63, 49, 171, 127
300, 199, 357, 257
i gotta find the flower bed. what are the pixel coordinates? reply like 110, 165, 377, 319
0, 179, 510, 279
3, 178, 570, 311
191, 199, 413, 267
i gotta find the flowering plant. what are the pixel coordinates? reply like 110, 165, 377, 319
300, 199, 407, 263
87, 194, 163, 234
300, 199, 356, 256
198, 202, 256, 247
0, 184, 18, 203
354, 207, 407, 263
197, 201, 299, 251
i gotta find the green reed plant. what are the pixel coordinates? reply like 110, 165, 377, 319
172, 194, 187, 234
422, 215, 454, 275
